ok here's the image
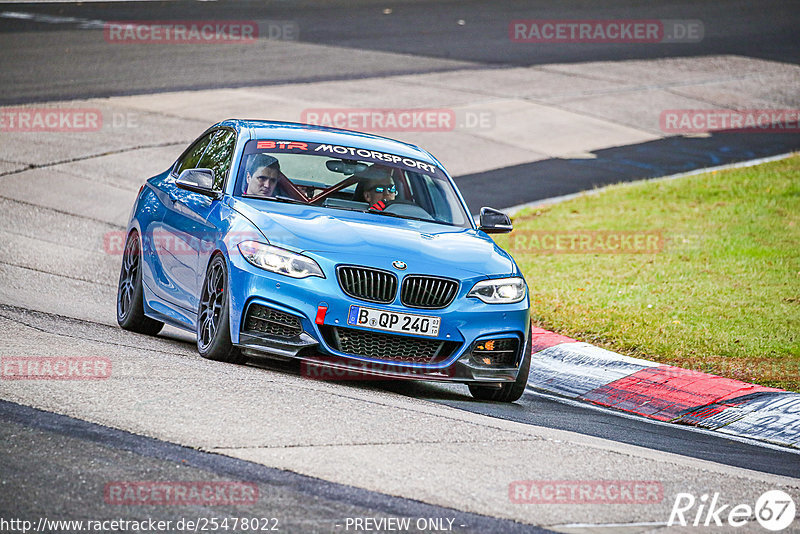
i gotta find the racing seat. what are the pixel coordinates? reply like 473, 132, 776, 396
352, 180, 368, 203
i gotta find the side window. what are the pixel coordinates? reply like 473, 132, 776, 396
197, 130, 236, 191
174, 133, 214, 176
409, 172, 456, 224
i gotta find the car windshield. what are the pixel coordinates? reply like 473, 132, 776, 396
233, 139, 472, 228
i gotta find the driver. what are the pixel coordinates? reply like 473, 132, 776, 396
245, 154, 282, 197
364, 179, 397, 211
353, 165, 397, 211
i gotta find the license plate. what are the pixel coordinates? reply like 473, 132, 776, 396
347, 305, 440, 337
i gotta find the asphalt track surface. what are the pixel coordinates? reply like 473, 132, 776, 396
0, 400, 550, 534
1, 1, 800, 531
3, 0, 800, 210
1, 0, 799, 104
389, 382, 800, 480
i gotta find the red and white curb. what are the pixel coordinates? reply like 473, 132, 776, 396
526, 327, 800, 449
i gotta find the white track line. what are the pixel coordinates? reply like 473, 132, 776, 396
550, 521, 668, 529
0, 10, 106, 28
504, 151, 798, 216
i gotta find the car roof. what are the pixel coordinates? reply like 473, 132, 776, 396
216, 119, 443, 168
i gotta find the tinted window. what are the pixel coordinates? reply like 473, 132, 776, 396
174, 133, 214, 176
197, 130, 236, 191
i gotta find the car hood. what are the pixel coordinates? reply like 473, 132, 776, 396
230, 198, 516, 277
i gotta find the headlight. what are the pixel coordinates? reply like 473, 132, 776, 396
237, 241, 324, 279
467, 277, 526, 304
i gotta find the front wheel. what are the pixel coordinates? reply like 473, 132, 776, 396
117, 231, 164, 336
468, 331, 531, 403
197, 255, 245, 364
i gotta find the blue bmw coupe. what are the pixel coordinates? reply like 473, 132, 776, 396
117, 120, 531, 401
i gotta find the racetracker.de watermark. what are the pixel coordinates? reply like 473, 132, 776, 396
0, 108, 139, 132
104, 20, 298, 43
300, 108, 495, 132
510, 19, 703, 43
301, 361, 455, 381
661, 109, 800, 133
104, 481, 259, 506
0, 108, 101, 132
510, 480, 663, 504
1, 357, 111, 380
509, 230, 664, 255
629, 361, 800, 390
104, 230, 270, 256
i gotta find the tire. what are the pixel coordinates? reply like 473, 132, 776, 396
196, 255, 246, 364
468, 330, 532, 403
117, 231, 164, 336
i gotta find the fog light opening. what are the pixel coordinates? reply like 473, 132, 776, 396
470, 337, 519, 368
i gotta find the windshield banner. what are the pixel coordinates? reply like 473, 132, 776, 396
246, 140, 445, 178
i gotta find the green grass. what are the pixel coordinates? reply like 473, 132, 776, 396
494, 154, 800, 390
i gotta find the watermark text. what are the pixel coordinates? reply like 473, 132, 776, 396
1, 357, 111, 380
510, 19, 703, 43
104, 20, 298, 43
104, 481, 258, 506
509, 230, 664, 255
661, 109, 800, 133
510, 480, 663, 504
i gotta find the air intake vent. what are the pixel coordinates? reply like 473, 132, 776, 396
401, 275, 459, 309
321, 326, 458, 364
244, 304, 302, 338
337, 265, 397, 304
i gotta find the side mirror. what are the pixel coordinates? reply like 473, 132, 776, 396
176, 168, 219, 198
478, 207, 512, 234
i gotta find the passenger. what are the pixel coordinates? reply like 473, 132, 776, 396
244, 154, 282, 197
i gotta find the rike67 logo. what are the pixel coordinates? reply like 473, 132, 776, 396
669, 490, 796, 531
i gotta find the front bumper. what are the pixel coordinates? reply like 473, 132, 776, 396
228, 252, 530, 383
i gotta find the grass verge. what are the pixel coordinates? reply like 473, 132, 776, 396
494, 154, 800, 391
